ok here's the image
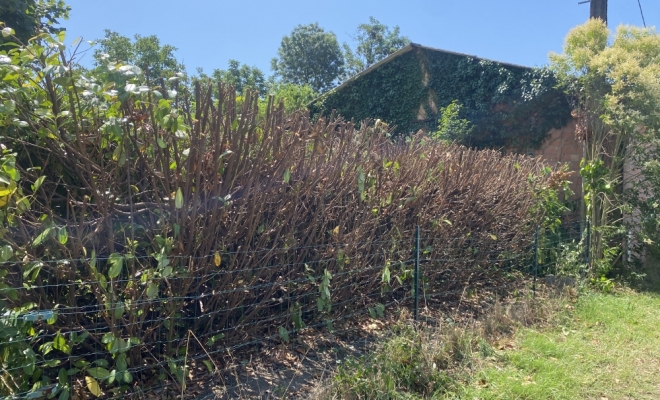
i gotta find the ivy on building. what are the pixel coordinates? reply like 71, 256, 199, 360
309, 45, 571, 151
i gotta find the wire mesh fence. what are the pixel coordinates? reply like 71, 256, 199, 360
0, 221, 589, 399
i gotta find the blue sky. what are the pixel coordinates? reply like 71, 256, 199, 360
63, 0, 656, 76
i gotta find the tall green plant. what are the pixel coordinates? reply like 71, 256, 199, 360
550, 20, 660, 273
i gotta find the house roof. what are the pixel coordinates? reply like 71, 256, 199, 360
317, 43, 533, 101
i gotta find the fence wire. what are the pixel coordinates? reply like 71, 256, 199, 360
0, 222, 588, 399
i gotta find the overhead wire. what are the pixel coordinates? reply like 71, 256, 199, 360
637, 0, 647, 27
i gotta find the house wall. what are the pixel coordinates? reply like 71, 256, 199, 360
534, 118, 583, 199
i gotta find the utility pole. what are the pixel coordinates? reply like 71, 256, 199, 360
590, 0, 607, 25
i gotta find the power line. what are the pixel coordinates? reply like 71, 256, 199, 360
637, 0, 647, 27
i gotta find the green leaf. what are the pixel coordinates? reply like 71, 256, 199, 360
85, 376, 102, 397
58, 368, 67, 385
87, 367, 110, 381
107, 369, 116, 385
357, 167, 365, 200
116, 353, 128, 370
44, 359, 61, 367
206, 333, 224, 346
375, 303, 385, 317
2, 27, 14, 37
157, 137, 167, 149
175, 188, 183, 209
114, 301, 124, 319
0, 245, 12, 261
53, 333, 71, 354
146, 282, 158, 299
53, 76, 71, 86
107, 253, 123, 279
278, 326, 290, 343
101, 332, 114, 344
203, 360, 213, 373
32, 176, 45, 192
381, 265, 390, 284
58, 228, 68, 244
32, 226, 53, 246
283, 169, 291, 184
58, 388, 70, 400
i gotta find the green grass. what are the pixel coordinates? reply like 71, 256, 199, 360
315, 289, 660, 399
457, 290, 660, 400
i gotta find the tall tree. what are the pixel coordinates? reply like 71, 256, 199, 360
271, 23, 344, 93
343, 17, 410, 78
94, 30, 183, 81
212, 60, 266, 95
0, 0, 69, 46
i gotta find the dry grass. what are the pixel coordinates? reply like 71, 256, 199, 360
308, 284, 660, 400
308, 284, 572, 400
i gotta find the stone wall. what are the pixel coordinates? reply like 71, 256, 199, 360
534, 118, 582, 199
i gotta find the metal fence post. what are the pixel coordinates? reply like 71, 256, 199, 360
533, 225, 539, 297
414, 225, 420, 321
585, 218, 591, 279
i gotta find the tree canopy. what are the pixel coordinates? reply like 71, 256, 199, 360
94, 29, 183, 81
550, 20, 660, 270
210, 59, 266, 95
0, 0, 69, 46
271, 23, 344, 93
343, 16, 410, 78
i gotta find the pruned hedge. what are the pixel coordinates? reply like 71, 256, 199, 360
0, 34, 549, 398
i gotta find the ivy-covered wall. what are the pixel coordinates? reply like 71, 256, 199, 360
310, 45, 572, 150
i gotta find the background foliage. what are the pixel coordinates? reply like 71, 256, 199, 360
271, 23, 344, 93
0, 0, 69, 47
311, 46, 572, 150
94, 29, 184, 82
342, 16, 410, 79
550, 20, 660, 273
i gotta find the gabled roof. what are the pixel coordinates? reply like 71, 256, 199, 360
328, 43, 532, 95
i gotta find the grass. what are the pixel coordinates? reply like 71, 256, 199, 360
312, 287, 660, 399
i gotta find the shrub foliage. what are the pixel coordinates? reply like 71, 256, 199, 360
0, 29, 550, 397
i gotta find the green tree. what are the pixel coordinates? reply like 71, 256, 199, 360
94, 29, 183, 81
550, 20, 660, 272
430, 100, 472, 142
0, 0, 69, 46
271, 23, 344, 93
267, 82, 317, 114
343, 17, 410, 78
211, 59, 266, 95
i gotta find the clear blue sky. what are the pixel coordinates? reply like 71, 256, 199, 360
63, 0, 656, 76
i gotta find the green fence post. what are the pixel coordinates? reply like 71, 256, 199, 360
414, 225, 420, 321
585, 218, 591, 280
533, 225, 539, 297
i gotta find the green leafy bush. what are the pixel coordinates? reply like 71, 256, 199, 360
311, 45, 571, 150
